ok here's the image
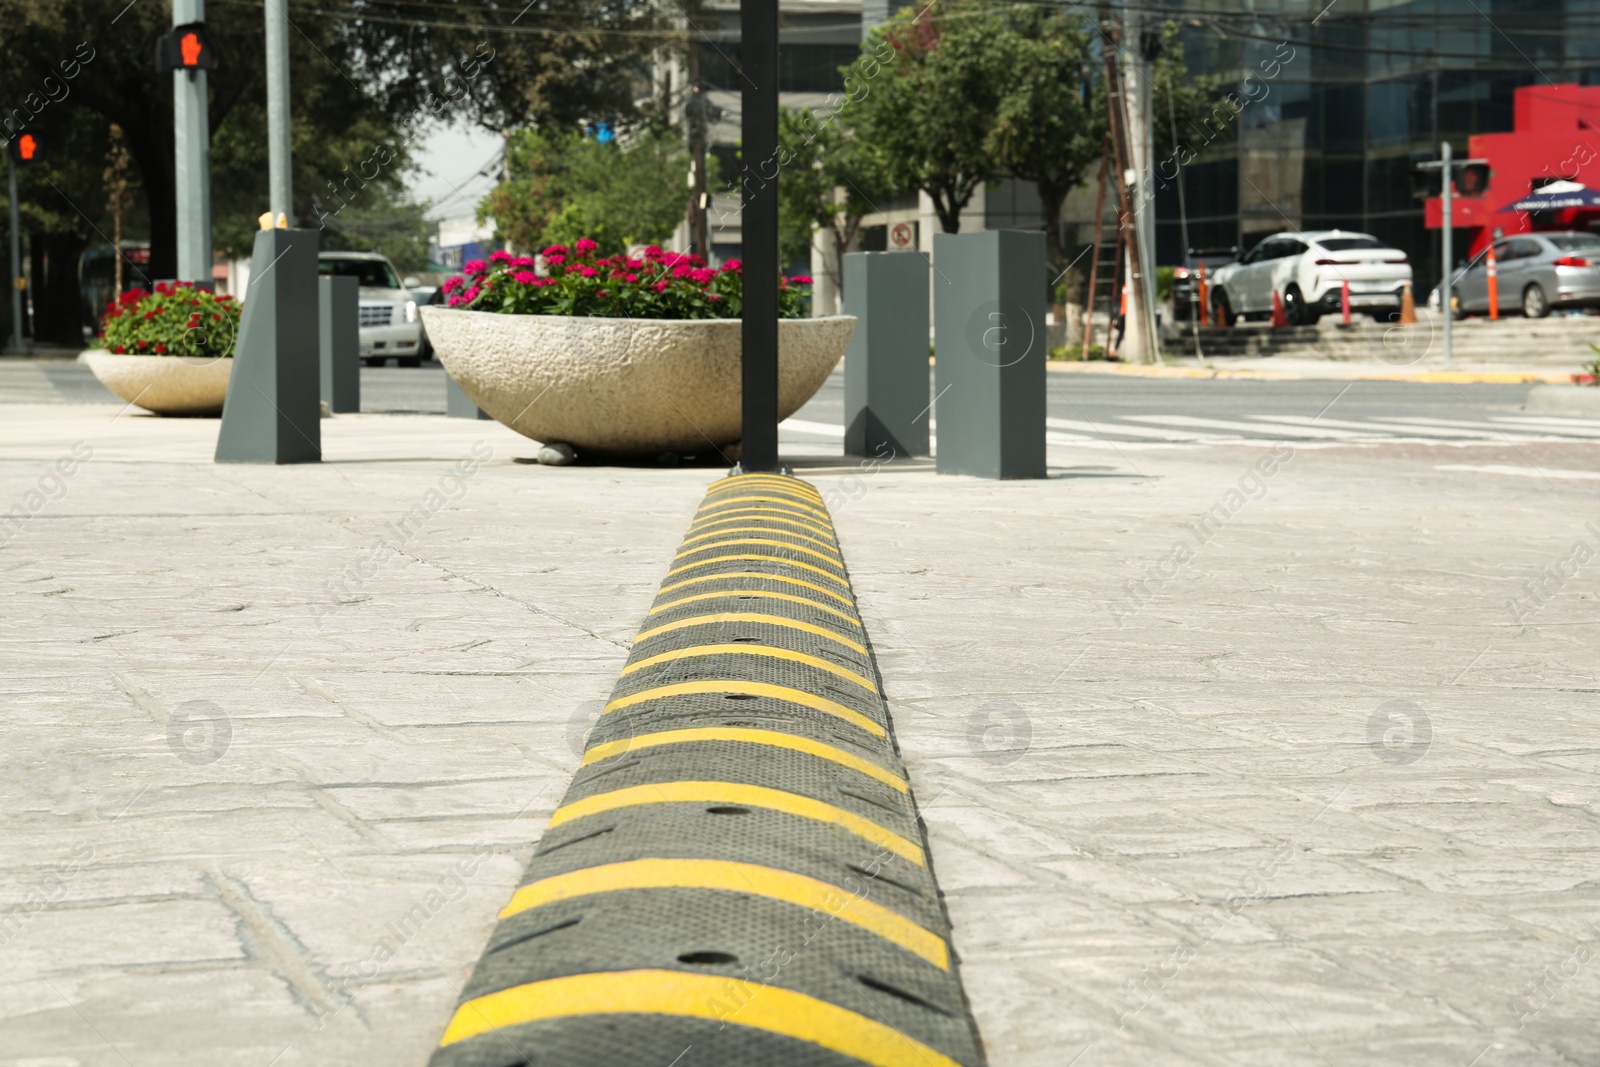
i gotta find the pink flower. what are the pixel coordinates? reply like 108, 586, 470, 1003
448, 294, 464, 307
511, 256, 536, 268
721, 259, 742, 273
623, 273, 638, 283
579, 266, 598, 277
441, 277, 464, 294
574, 238, 599, 254
463, 259, 487, 275
790, 274, 814, 285
462, 286, 482, 303
672, 264, 692, 279
513, 271, 539, 285
707, 293, 723, 301
654, 280, 669, 292
544, 253, 565, 266
490, 249, 512, 263
689, 268, 715, 283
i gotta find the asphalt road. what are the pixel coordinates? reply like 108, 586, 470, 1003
7, 358, 1595, 451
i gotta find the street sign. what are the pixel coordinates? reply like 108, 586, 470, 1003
890, 221, 915, 249
157, 22, 217, 73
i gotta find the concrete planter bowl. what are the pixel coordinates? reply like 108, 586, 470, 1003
82, 351, 233, 416
420, 308, 855, 455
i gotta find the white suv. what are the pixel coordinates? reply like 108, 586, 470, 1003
317, 251, 425, 366
1210, 231, 1413, 326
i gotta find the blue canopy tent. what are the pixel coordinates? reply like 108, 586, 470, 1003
1498, 180, 1600, 213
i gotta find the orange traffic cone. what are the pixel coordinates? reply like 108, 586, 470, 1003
1399, 283, 1417, 325
1271, 289, 1288, 329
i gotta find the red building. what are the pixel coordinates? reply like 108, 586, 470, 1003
1426, 83, 1600, 260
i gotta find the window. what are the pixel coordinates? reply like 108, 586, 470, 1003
1319, 237, 1388, 252
319, 257, 399, 289
1548, 234, 1600, 252
1508, 238, 1543, 260
1279, 239, 1309, 258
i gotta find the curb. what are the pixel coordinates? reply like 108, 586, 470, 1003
1524, 384, 1600, 416
429, 473, 986, 1067
1045, 361, 1574, 384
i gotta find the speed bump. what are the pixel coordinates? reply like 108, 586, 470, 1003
429, 472, 987, 1067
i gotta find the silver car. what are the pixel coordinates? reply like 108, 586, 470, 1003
1450, 231, 1600, 318
317, 251, 426, 366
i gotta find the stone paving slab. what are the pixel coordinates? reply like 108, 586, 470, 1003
2, 403, 1598, 1065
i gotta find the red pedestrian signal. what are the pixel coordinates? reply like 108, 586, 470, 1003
157, 22, 217, 73
8, 131, 42, 165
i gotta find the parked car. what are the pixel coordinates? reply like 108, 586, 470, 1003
1447, 231, 1600, 318
1209, 230, 1412, 326
317, 251, 424, 366
1171, 247, 1238, 322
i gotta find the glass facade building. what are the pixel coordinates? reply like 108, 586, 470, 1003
1133, 0, 1600, 286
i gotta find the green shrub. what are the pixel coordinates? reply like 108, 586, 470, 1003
99, 282, 241, 358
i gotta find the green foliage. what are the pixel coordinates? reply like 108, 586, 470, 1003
96, 282, 240, 358
842, 3, 1012, 234
447, 243, 811, 320
482, 128, 686, 256
1155, 266, 1176, 301
778, 106, 899, 278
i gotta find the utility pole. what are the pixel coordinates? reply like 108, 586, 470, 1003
1441, 139, 1452, 367
173, 0, 213, 283
265, 0, 292, 221
1100, 1, 1155, 363
739, 0, 780, 471
1131, 9, 1160, 362
686, 42, 710, 257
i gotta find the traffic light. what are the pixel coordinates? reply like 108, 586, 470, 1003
7, 131, 42, 165
1455, 163, 1491, 196
157, 22, 217, 73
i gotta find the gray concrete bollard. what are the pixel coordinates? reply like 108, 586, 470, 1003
215, 228, 321, 464
445, 372, 490, 419
319, 275, 360, 414
932, 229, 1047, 479
842, 251, 930, 458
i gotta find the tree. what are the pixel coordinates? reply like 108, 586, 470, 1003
777, 106, 899, 289
984, 9, 1103, 276
482, 127, 687, 255
842, 1, 1009, 234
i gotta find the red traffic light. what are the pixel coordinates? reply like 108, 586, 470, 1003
157, 22, 217, 73
8, 131, 42, 165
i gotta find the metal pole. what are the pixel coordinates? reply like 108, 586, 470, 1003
1441, 140, 1453, 368
739, 0, 779, 472
265, 0, 293, 221
174, 0, 213, 282
7, 155, 22, 352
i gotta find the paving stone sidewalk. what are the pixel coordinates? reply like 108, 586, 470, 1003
1, 404, 1597, 1066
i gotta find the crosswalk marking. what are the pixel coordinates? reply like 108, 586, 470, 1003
1047, 416, 1220, 441
1367, 416, 1556, 440
1121, 414, 1367, 439
1436, 464, 1600, 481
1252, 414, 1523, 438
1488, 415, 1600, 438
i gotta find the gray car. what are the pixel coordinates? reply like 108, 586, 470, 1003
1450, 231, 1600, 318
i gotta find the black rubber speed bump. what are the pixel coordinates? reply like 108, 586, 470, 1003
429, 473, 987, 1067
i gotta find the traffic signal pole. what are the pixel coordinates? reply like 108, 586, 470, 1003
1440, 140, 1452, 368
173, 0, 213, 283
7, 155, 21, 352
265, 0, 293, 219
738, 0, 780, 472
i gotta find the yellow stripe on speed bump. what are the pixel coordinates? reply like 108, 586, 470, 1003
622, 644, 878, 694
698, 495, 831, 521
655, 571, 857, 607
689, 508, 837, 539
604, 680, 885, 737
549, 781, 925, 866
497, 859, 945, 967
680, 525, 841, 554
709, 475, 824, 501
438, 969, 961, 1065
633, 613, 867, 655
666, 554, 850, 588
647, 588, 863, 627
584, 726, 906, 793
677, 538, 844, 568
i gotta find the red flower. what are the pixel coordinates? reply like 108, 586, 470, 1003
511, 256, 536, 268
441, 276, 464, 294
513, 271, 539, 285
463, 259, 487, 275
490, 249, 512, 263
790, 274, 814, 285
143, 311, 156, 321
211, 313, 221, 321
579, 266, 598, 277
114, 345, 126, 353
574, 238, 599, 254
654, 280, 669, 292
721, 259, 743, 273
154, 343, 167, 354
541, 244, 569, 258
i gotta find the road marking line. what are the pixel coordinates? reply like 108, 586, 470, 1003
438, 970, 959, 1063
584, 727, 904, 792
1435, 464, 1600, 480
1251, 414, 1505, 438
1047, 416, 1225, 441
604, 680, 886, 737
549, 782, 923, 865
622, 644, 878, 693
497, 860, 944, 966
1122, 414, 1366, 439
